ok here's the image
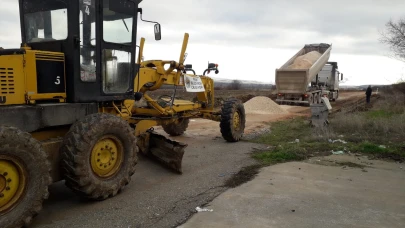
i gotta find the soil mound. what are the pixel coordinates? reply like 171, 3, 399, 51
244, 96, 289, 114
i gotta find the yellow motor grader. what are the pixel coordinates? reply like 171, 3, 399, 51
0, 0, 245, 227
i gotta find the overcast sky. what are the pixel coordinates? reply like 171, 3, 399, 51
1, 0, 405, 85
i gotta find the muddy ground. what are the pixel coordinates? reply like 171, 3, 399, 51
29, 91, 365, 228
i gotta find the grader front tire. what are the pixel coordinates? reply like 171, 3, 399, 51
0, 126, 52, 228
61, 113, 138, 200
220, 98, 246, 142
162, 118, 190, 136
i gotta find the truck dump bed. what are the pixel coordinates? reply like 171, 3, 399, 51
275, 43, 331, 94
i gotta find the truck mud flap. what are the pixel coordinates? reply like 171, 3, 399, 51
137, 130, 187, 174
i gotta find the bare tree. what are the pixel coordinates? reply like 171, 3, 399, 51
379, 18, 405, 62
227, 80, 242, 90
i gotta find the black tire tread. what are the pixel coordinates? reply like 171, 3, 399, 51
162, 118, 190, 136
220, 98, 246, 142
0, 126, 52, 228
60, 113, 138, 200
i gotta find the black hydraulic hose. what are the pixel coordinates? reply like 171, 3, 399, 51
183, 69, 196, 75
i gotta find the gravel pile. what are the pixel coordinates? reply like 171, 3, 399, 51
286, 51, 321, 70
244, 96, 289, 114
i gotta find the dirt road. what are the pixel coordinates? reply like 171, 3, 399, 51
28, 91, 364, 228
30, 132, 262, 228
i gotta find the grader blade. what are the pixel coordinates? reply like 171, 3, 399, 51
137, 131, 187, 174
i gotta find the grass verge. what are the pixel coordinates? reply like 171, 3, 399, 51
224, 91, 405, 189
250, 92, 405, 166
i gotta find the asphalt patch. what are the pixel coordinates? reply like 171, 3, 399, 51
224, 164, 262, 188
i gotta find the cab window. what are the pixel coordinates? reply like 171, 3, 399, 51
24, 8, 68, 43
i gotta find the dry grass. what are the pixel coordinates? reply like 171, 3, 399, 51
251, 90, 405, 164
381, 82, 405, 95
330, 92, 405, 143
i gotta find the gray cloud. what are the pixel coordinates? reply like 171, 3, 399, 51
137, 0, 405, 55
1, 0, 404, 56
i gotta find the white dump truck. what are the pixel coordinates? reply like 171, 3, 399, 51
275, 43, 343, 105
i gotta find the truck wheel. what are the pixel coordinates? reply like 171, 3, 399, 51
307, 94, 313, 106
162, 118, 190, 136
314, 93, 319, 104
0, 126, 52, 228
220, 98, 246, 142
61, 113, 138, 200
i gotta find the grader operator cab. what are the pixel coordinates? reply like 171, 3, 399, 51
0, 0, 246, 227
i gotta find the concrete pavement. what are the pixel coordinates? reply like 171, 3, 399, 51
179, 154, 405, 228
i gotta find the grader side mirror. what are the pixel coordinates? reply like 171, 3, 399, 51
154, 23, 161, 41
138, 8, 161, 41
341, 73, 343, 81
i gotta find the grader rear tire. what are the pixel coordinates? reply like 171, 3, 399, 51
162, 118, 190, 136
0, 126, 52, 228
220, 98, 246, 142
61, 113, 138, 200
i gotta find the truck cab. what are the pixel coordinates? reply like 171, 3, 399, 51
311, 62, 343, 101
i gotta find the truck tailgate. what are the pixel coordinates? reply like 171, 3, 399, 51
275, 69, 308, 94
275, 43, 332, 95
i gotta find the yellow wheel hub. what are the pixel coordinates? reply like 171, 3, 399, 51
233, 112, 241, 131
90, 136, 123, 178
0, 157, 26, 213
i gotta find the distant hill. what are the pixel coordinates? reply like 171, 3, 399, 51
211, 77, 270, 85
340, 84, 387, 90
160, 76, 394, 91
211, 77, 273, 90
160, 77, 274, 90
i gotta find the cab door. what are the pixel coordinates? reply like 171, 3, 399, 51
98, 0, 140, 98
